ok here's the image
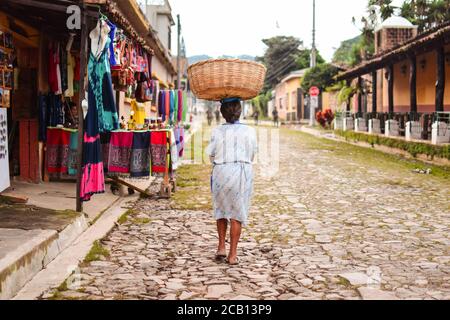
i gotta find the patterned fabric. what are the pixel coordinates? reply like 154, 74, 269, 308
174, 127, 185, 158
206, 124, 258, 227
68, 131, 78, 176
169, 129, 179, 171
80, 132, 105, 202
130, 131, 151, 178
46, 128, 71, 176
150, 131, 167, 176
87, 37, 119, 133
108, 131, 134, 174
107, 20, 117, 67
101, 132, 111, 174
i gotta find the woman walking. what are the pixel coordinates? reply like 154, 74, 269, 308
206, 98, 258, 265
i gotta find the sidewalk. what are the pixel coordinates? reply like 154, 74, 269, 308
7, 117, 202, 300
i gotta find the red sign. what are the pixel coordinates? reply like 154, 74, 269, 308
309, 86, 320, 97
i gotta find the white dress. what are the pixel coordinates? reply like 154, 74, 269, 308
206, 123, 258, 226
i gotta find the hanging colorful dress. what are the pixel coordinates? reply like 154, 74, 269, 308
81, 30, 119, 202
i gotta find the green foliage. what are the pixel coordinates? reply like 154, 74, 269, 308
338, 85, 357, 105
296, 49, 325, 70
258, 36, 326, 91
400, 0, 450, 32
335, 130, 450, 161
301, 64, 340, 92
252, 91, 272, 117
332, 36, 362, 66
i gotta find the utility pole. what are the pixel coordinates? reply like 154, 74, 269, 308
310, 0, 317, 68
177, 14, 182, 90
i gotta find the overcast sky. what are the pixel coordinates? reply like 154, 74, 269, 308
163, 0, 406, 61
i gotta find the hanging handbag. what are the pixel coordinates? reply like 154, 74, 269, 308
135, 72, 151, 103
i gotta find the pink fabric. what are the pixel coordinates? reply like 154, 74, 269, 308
80, 163, 105, 201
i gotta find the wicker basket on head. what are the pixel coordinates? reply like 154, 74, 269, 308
188, 59, 267, 101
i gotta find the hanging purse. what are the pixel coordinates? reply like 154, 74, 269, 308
135, 72, 151, 103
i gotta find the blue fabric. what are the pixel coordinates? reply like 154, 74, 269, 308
107, 20, 117, 67
221, 97, 241, 104
169, 90, 175, 122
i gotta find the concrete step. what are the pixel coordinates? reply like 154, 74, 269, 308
0, 214, 88, 300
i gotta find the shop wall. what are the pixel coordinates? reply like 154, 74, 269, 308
382, 47, 450, 113
153, 56, 173, 86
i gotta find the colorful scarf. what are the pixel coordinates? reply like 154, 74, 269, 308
165, 91, 170, 124
80, 133, 105, 201
108, 131, 134, 174
150, 130, 167, 176
46, 128, 71, 176
182, 92, 188, 122
177, 90, 183, 123
130, 131, 151, 178
68, 130, 78, 176
169, 129, 179, 172
174, 127, 185, 158
169, 90, 175, 123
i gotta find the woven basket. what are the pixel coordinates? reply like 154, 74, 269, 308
188, 59, 267, 101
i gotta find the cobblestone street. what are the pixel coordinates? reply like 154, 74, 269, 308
51, 127, 450, 300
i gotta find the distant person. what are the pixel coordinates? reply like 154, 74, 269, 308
206, 108, 213, 126
253, 110, 259, 126
272, 108, 279, 127
215, 108, 221, 125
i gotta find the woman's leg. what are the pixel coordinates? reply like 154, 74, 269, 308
216, 219, 228, 255
228, 219, 242, 263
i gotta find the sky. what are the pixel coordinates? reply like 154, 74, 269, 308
142, 0, 405, 62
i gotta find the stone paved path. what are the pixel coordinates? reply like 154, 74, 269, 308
51, 127, 450, 300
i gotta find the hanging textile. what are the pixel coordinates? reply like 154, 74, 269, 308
130, 131, 151, 178
165, 91, 170, 124
68, 131, 78, 176
101, 132, 111, 174
108, 131, 133, 174
174, 126, 185, 158
182, 92, 188, 122
158, 90, 165, 121
47, 93, 64, 128
46, 128, 71, 176
173, 90, 178, 124
169, 90, 175, 123
150, 131, 167, 176
169, 129, 179, 171
107, 20, 117, 67
87, 37, 119, 133
38, 94, 48, 142
48, 42, 59, 94
177, 90, 183, 123
60, 46, 68, 94
131, 99, 146, 126
80, 132, 105, 202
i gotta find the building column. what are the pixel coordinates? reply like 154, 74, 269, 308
346, 79, 352, 112
357, 76, 363, 116
372, 70, 377, 114
436, 45, 445, 113
388, 65, 394, 114
409, 54, 417, 114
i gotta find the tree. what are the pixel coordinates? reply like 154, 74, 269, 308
296, 49, 325, 70
332, 35, 362, 66
301, 64, 340, 92
258, 36, 303, 90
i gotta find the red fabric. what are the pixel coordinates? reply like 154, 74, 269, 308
108, 131, 134, 174
150, 131, 167, 174
46, 128, 71, 174
74, 56, 80, 81
48, 43, 59, 93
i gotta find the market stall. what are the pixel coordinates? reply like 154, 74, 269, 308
0, 0, 190, 212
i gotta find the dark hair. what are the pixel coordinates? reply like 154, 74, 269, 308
220, 100, 242, 123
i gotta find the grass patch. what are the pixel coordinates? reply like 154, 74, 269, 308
288, 128, 450, 180
132, 217, 151, 224
335, 129, 450, 161
117, 209, 134, 225
84, 240, 110, 263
